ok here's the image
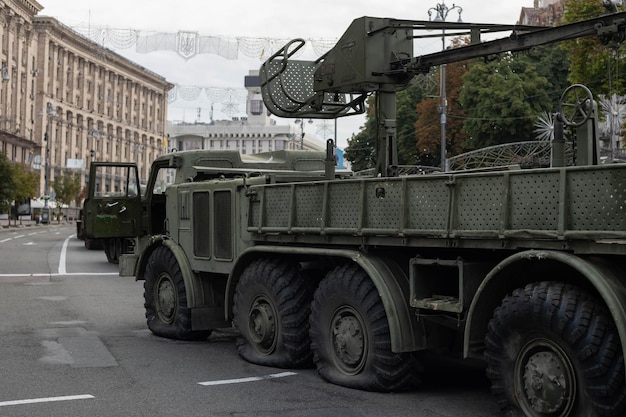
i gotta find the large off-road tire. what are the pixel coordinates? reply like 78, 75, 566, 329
233, 258, 314, 368
486, 282, 626, 417
309, 263, 420, 392
104, 238, 119, 264
144, 246, 209, 340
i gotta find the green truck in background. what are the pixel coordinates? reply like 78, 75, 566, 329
83, 10, 626, 416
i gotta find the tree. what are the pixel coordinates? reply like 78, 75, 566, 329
459, 53, 551, 150
0, 152, 16, 217
51, 170, 81, 221
345, 78, 433, 171
344, 97, 377, 172
524, 44, 570, 111
415, 58, 469, 166
11, 162, 39, 225
396, 79, 428, 164
562, 0, 626, 95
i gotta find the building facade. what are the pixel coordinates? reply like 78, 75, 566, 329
168, 71, 325, 154
0, 0, 173, 201
518, 0, 567, 26
0, 0, 42, 166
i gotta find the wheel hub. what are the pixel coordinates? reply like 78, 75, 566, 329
156, 276, 176, 323
331, 307, 367, 375
517, 339, 576, 416
248, 299, 277, 354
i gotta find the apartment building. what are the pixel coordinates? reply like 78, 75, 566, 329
0, 0, 173, 199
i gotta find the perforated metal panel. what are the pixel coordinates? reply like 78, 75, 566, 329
364, 181, 402, 229
568, 168, 626, 231
264, 188, 291, 228
249, 165, 626, 242
294, 184, 324, 228
260, 58, 352, 118
327, 182, 361, 229
455, 176, 502, 232
406, 179, 449, 231
261, 60, 316, 117
509, 173, 560, 230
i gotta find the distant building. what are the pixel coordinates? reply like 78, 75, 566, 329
168, 71, 325, 154
0, 0, 43, 167
0, 0, 173, 200
518, 0, 567, 26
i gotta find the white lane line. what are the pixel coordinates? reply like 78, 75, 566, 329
198, 371, 297, 386
0, 394, 95, 407
0, 272, 118, 277
58, 234, 75, 275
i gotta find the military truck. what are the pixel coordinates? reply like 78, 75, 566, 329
84, 10, 626, 416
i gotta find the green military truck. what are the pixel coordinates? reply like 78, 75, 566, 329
84, 11, 626, 416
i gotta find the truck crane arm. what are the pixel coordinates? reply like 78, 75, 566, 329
394, 11, 626, 74
262, 11, 626, 119
260, 11, 626, 176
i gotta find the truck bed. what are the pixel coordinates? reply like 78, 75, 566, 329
248, 164, 626, 255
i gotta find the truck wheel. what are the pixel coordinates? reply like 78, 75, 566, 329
104, 239, 118, 264
309, 264, 420, 392
144, 246, 208, 340
486, 282, 626, 417
233, 258, 314, 368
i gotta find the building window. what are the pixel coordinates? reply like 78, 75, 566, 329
250, 99, 263, 115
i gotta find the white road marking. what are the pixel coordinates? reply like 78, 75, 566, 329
198, 371, 297, 386
58, 234, 74, 275
0, 272, 118, 277
0, 394, 95, 407
0, 231, 118, 279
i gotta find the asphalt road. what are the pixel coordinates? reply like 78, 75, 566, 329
0, 224, 502, 417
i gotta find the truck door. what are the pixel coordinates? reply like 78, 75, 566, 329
83, 162, 143, 239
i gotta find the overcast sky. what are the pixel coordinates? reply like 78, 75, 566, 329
38, 0, 533, 147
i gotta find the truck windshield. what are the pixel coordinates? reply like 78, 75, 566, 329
93, 165, 139, 198
150, 167, 176, 195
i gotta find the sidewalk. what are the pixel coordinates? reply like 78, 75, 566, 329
0, 218, 73, 230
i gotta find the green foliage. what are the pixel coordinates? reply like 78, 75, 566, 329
344, 80, 432, 171
562, 0, 625, 95
459, 54, 550, 150
523, 44, 570, 110
0, 152, 16, 214
11, 162, 38, 202
51, 170, 82, 212
415, 59, 469, 166
396, 82, 426, 164
344, 97, 377, 172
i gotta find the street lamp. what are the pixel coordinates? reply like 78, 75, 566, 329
294, 119, 313, 150
42, 103, 56, 224
428, 1, 463, 171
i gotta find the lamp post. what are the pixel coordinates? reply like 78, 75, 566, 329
42, 103, 56, 224
428, 1, 463, 171
294, 119, 313, 150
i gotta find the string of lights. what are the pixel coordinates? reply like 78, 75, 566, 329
70, 24, 337, 61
